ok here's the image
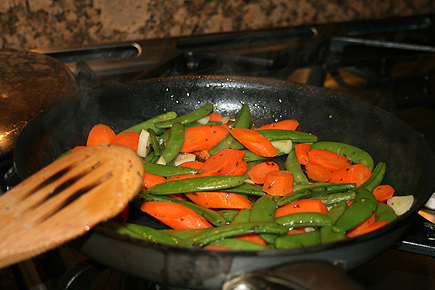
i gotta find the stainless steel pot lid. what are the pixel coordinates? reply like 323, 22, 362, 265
0, 49, 78, 158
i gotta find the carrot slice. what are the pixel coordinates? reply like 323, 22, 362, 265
178, 160, 204, 169
185, 191, 253, 209
204, 245, 232, 251
347, 213, 388, 238
329, 164, 372, 187
200, 148, 245, 176
307, 149, 352, 171
256, 119, 299, 131
180, 125, 229, 153
110, 132, 140, 151
86, 124, 116, 147
228, 160, 248, 176
275, 199, 329, 218
207, 112, 223, 122
193, 150, 211, 160
143, 172, 167, 189
230, 128, 278, 157
235, 233, 268, 246
294, 143, 311, 165
248, 161, 280, 185
373, 184, 395, 203
348, 221, 390, 238
286, 227, 309, 235
262, 170, 294, 196
305, 163, 332, 182
140, 201, 213, 230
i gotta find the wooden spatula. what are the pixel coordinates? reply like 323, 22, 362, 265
0, 145, 144, 269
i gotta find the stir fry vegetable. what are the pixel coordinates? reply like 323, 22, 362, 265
68, 102, 414, 250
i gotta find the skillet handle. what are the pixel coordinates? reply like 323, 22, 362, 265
222, 261, 365, 290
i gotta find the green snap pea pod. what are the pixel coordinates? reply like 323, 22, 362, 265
56, 149, 73, 160
320, 201, 348, 244
144, 162, 202, 177
257, 129, 318, 143
285, 149, 309, 184
179, 221, 288, 247
219, 183, 265, 196
292, 182, 332, 192
359, 162, 386, 192
144, 194, 227, 226
162, 228, 210, 240
216, 209, 240, 223
250, 195, 278, 244
121, 111, 178, 135
154, 103, 213, 129
209, 238, 269, 250
375, 202, 397, 222
275, 230, 321, 249
231, 209, 251, 224
159, 122, 184, 163
311, 191, 356, 205
243, 149, 286, 162
277, 183, 357, 206
148, 175, 246, 195
208, 104, 250, 155
185, 121, 223, 128
147, 128, 161, 156
275, 212, 331, 228
310, 141, 374, 171
332, 188, 377, 233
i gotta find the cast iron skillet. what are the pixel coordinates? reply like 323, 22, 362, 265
13, 76, 435, 290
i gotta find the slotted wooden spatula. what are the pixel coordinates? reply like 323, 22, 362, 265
0, 145, 144, 269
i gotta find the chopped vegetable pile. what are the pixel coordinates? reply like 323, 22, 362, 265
66, 103, 414, 250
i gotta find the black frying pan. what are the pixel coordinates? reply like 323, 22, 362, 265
13, 76, 435, 290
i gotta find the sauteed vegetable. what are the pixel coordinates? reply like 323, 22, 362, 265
65, 103, 413, 250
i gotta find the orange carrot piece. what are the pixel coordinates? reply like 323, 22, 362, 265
347, 213, 384, 238
329, 164, 372, 187
113, 206, 129, 224
286, 227, 309, 235
230, 128, 278, 157
248, 161, 280, 185
207, 112, 223, 122
86, 124, 116, 147
166, 173, 201, 182
178, 160, 204, 170
72, 145, 87, 153
307, 149, 352, 171
235, 233, 268, 246
262, 170, 294, 196
204, 245, 233, 251
180, 125, 229, 153
143, 172, 167, 189
305, 163, 332, 182
255, 119, 299, 131
166, 194, 187, 201
228, 160, 248, 176
140, 201, 213, 230
348, 221, 390, 238
185, 192, 253, 209
200, 148, 245, 176
110, 132, 140, 151
294, 143, 311, 165
373, 184, 395, 203
275, 199, 329, 218
193, 150, 211, 160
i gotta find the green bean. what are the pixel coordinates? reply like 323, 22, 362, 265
179, 222, 288, 247
159, 122, 184, 163
320, 201, 348, 244
311, 191, 356, 205
275, 230, 321, 249
257, 129, 318, 143
310, 141, 374, 171
219, 183, 265, 196
144, 194, 227, 226
154, 103, 213, 129
285, 149, 308, 184
147, 175, 246, 195
275, 212, 331, 228
210, 238, 269, 250
121, 111, 177, 135
359, 162, 386, 192
375, 202, 397, 222
144, 162, 202, 177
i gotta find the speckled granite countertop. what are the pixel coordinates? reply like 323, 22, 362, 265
1, 0, 435, 50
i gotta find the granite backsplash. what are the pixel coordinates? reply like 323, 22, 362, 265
1, 0, 435, 50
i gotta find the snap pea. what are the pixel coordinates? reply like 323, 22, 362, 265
275, 212, 331, 228
231, 209, 251, 224
250, 194, 278, 244
320, 201, 348, 244
208, 104, 250, 155
310, 141, 374, 171
311, 191, 356, 205
121, 111, 178, 135
257, 129, 318, 143
147, 175, 246, 195
144, 194, 227, 226
159, 122, 184, 163
275, 230, 321, 249
332, 188, 377, 233
147, 128, 161, 156
216, 209, 240, 223
277, 183, 357, 206
359, 162, 386, 192
209, 238, 269, 250
154, 103, 213, 129
162, 228, 210, 240
219, 183, 265, 196
179, 221, 288, 247
144, 162, 202, 177
285, 149, 308, 184
375, 202, 397, 222
243, 149, 286, 162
